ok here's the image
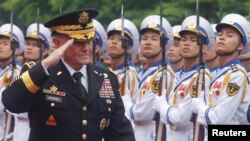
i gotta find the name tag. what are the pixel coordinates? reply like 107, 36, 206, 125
46, 95, 62, 103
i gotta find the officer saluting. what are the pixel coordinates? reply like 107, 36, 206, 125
2, 8, 135, 141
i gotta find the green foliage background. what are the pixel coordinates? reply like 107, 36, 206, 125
0, 0, 250, 32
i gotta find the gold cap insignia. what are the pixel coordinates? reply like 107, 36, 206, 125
148, 22, 158, 28
31, 29, 38, 36
151, 80, 160, 93
226, 19, 234, 25
115, 26, 122, 31
226, 83, 240, 96
187, 22, 196, 29
100, 118, 106, 130
79, 11, 89, 24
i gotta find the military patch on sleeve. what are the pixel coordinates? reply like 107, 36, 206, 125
226, 82, 240, 96
151, 80, 160, 93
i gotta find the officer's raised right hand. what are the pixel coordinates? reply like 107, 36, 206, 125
42, 39, 74, 69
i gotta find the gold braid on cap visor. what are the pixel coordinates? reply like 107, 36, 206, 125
51, 24, 95, 40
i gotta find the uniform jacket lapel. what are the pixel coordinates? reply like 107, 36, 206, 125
86, 64, 104, 105
48, 60, 85, 102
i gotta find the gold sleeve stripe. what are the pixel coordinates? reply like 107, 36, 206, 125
22, 71, 39, 94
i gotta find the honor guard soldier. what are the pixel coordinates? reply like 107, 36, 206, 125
106, 18, 140, 120
91, 19, 107, 68
166, 25, 183, 82
124, 15, 174, 141
192, 13, 250, 141
153, 15, 215, 141
203, 23, 219, 77
12, 22, 52, 141
2, 8, 135, 141
0, 23, 24, 141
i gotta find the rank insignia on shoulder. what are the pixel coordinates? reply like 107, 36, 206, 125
24, 61, 36, 69
151, 80, 160, 93
226, 82, 240, 96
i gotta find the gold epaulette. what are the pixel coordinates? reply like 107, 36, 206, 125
21, 61, 37, 74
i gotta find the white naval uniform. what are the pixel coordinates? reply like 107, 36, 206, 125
196, 59, 250, 141
12, 113, 30, 141
159, 64, 211, 141
131, 61, 175, 141
111, 61, 140, 128
0, 64, 21, 140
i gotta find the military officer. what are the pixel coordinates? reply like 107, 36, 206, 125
153, 15, 215, 141
2, 8, 135, 141
12, 22, 52, 141
192, 13, 250, 141
0, 23, 24, 141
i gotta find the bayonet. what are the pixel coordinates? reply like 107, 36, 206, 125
37, 8, 43, 62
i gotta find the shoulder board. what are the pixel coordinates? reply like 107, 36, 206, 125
23, 61, 37, 69
21, 61, 37, 74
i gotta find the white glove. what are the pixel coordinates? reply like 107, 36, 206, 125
153, 89, 168, 112
192, 100, 206, 115
121, 88, 133, 119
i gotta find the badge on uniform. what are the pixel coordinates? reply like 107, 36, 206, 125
100, 118, 106, 130
43, 85, 65, 97
190, 85, 197, 98
226, 82, 240, 96
151, 80, 160, 93
46, 115, 57, 126
99, 79, 115, 99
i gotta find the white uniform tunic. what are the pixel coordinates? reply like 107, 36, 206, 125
12, 113, 30, 141
111, 61, 140, 128
131, 61, 175, 141
160, 64, 211, 141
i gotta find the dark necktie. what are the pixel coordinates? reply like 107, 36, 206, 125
73, 72, 87, 101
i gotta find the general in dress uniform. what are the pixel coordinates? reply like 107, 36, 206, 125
2, 8, 135, 141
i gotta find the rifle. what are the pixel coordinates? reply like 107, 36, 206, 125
120, 4, 131, 97
3, 11, 16, 141
156, 0, 168, 141
36, 8, 43, 62
191, 0, 205, 141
